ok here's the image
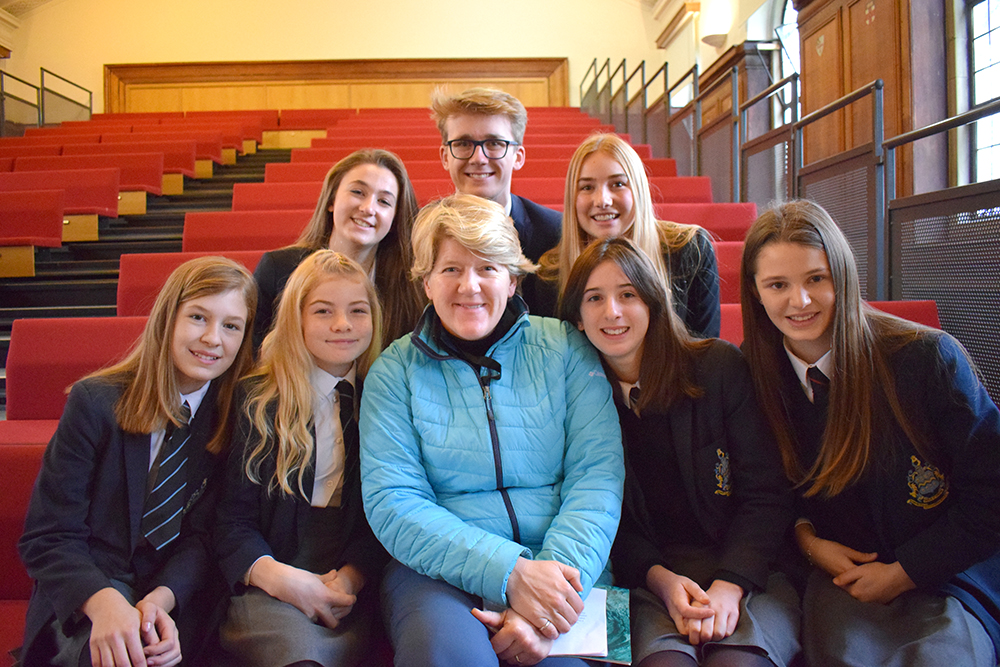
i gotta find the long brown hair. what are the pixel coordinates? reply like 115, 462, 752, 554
537, 133, 701, 308
740, 200, 931, 496
243, 250, 383, 498
87, 256, 257, 454
560, 237, 709, 412
295, 149, 423, 344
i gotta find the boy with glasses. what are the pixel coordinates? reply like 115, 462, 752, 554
432, 88, 561, 263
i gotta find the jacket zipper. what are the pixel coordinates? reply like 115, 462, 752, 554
480, 375, 521, 544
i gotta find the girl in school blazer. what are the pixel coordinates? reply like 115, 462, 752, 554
740, 199, 1000, 667
19, 257, 257, 667
214, 250, 386, 667
559, 237, 799, 667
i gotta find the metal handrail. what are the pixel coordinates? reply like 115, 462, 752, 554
40, 68, 93, 125
579, 59, 598, 103
739, 73, 798, 200
884, 96, 1000, 202
601, 59, 627, 124
666, 65, 699, 164
694, 66, 739, 198
1, 71, 42, 134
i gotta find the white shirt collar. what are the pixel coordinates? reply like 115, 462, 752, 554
180, 380, 211, 419
784, 341, 833, 401
309, 363, 357, 400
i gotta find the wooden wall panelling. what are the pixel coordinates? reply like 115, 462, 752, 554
800, 7, 846, 164
104, 59, 570, 113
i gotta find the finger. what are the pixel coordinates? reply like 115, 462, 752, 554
546, 609, 573, 636
684, 582, 711, 606
687, 618, 702, 645
91, 643, 105, 667
699, 613, 715, 645
325, 589, 357, 608
139, 606, 157, 645
559, 563, 584, 593
833, 568, 863, 587
124, 630, 148, 667
471, 607, 505, 633
536, 617, 558, 641
316, 607, 340, 630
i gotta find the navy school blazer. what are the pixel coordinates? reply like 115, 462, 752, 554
213, 380, 387, 593
18, 377, 223, 663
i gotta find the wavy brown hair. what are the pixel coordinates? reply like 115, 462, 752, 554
740, 200, 932, 497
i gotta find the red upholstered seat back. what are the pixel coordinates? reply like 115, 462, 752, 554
5, 317, 147, 420
0, 190, 65, 247
182, 211, 309, 252
0, 444, 46, 600
713, 241, 743, 304
117, 250, 263, 316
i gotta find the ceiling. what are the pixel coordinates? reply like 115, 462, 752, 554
0, 0, 53, 18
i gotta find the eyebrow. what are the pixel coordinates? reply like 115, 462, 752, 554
346, 179, 397, 198
577, 173, 628, 182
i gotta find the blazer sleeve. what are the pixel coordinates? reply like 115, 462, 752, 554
670, 229, 721, 339
534, 327, 625, 597
18, 381, 121, 625
252, 251, 280, 350
360, 347, 531, 606
892, 334, 1000, 589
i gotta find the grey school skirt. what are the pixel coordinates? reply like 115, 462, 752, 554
802, 569, 997, 667
631, 572, 801, 666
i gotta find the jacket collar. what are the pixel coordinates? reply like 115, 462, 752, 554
410, 294, 531, 362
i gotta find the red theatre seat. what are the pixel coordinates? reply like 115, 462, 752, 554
713, 241, 743, 304
653, 203, 758, 242
15, 153, 164, 196
117, 251, 265, 317
0, 189, 65, 248
0, 169, 120, 217
231, 182, 324, 211
182, 210, 311, 252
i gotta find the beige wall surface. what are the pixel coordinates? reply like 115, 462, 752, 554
2, 0, 675, 111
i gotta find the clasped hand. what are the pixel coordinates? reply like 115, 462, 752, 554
807, 537, 915, 603
472, 607, 554, 665
249, 557, 358, 629
81, 585, 180, 667
505, 557, 584, 640
646, 565, 743, 646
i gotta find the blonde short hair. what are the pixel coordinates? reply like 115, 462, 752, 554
410, 194, 537, 282
430, 88, 528, 144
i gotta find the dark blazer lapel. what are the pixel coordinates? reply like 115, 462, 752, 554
123, 430, 151, 550
668, 397, 701, 518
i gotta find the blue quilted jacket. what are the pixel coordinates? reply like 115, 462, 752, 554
360, 298, 624, 605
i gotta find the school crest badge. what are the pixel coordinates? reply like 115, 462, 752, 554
714, 448, 731, 496
906, 455, 948, 509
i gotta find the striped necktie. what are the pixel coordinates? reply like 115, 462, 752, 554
142, 402, 191, 550
807, 366, 830, 412
337, 380, 354, 429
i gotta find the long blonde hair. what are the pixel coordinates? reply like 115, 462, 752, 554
242, 250, 383, 497
740, 200, 931, 497
87, 256, 257, 454
537, 134, 700, 305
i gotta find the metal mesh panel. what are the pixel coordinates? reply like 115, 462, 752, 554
582, 81, 599, 118
669, 110, 694, 176
802, 166, 870, 295
645, 101, 666, 158
611, 91, 627, 136
627, 96, 646, 145
744, 142, 789, 210
596, 84, 612, 125
42, 90, 89, 124
896, 208, 1000, 402
699, 122, 732, 203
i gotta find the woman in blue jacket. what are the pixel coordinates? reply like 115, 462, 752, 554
360, 193, 625, 667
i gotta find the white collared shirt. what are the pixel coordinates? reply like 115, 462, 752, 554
148, 382, 211, 470
310, 363, 356, 508
784, 342, 834, 404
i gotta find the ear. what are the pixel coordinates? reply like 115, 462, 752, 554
423, 275, 434, 301
440, 144, 450, 171
507, 274, 517, 298
512, 144, 526, 171
577, 321, 585, 332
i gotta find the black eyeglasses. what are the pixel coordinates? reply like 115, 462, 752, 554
445, 139, 519, 160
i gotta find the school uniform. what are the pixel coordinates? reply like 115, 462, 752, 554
18, 377, 224, 666
779, 332, 1000, 667
521, 229, 721, 339
612, 340, 800, 666
251, 246, 313, 350
509, 194, 561, 263
214, 369, 386, 667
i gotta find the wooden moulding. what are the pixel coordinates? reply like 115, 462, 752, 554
118, 191, 146, 216
62, 214, 99, 243
162, 173, 184, 195
0, 246, 35, 277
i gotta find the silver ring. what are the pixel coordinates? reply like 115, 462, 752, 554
516, 655, 522, 664
540, 618, 552, 631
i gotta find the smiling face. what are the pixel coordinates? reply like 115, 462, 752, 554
439, 113, 525, 208
753, 241, 836, 364
577, 260, 649, 383
423, 236, 517, 341
171, 289, 249, 394
327, 163, 398, 256
301, 276, 374, 377
575, 152, 635, 242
